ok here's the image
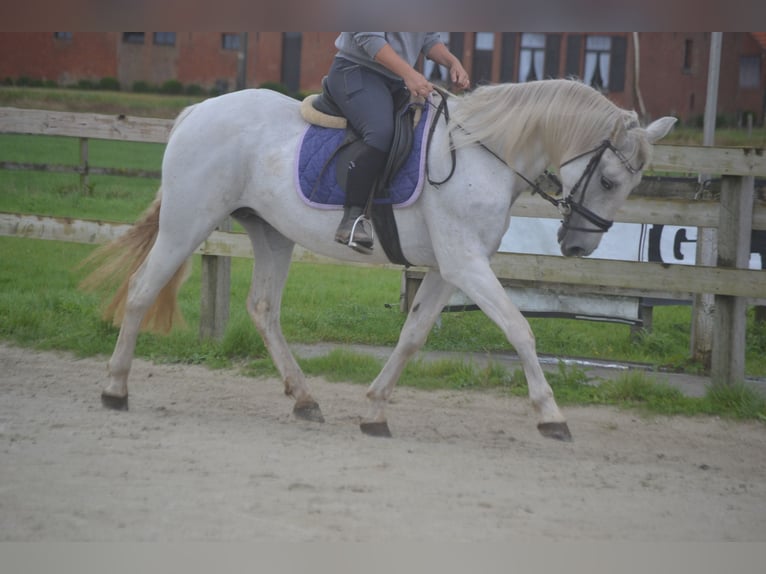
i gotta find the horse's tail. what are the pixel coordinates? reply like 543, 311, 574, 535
78, 193, 190, 334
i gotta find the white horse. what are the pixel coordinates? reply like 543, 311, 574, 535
82, 79, 675, 441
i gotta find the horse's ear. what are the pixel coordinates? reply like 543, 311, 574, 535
645, 116, 677, 143
611, 111, 638, 146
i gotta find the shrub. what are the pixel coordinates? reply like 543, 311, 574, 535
132, 80, 153, 93
258, 81, 290, 95
160, 79, 183, 95
98, 77, 120, 91
77, 79, 97, 90
184, 84, 204, 96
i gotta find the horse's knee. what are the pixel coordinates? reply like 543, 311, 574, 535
247, 298, 273, 330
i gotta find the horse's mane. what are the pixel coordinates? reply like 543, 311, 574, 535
449, 79, 650, 169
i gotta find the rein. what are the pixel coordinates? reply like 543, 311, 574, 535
423, 88, 642, 235
425, 86, 457, 186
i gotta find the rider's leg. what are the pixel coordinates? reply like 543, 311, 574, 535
334, 143, 387, 248
325, 57, 398, 249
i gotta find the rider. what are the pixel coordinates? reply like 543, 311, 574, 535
326, 32, 470, 251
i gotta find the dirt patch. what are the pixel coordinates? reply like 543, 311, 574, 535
1, 342, 764, 541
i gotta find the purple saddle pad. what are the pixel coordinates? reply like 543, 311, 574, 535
295, 102, 432, 210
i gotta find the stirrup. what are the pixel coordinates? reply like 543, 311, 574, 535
347, 214, 374, 254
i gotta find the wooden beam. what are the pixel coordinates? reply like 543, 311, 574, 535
0, 107, 173, 143
2, 212, 765, 299
650, 144, 766, 177
712, 176, 755, 384
2, 108, 766, 177
199, 218, 232, 341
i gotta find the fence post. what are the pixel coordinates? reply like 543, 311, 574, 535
79, 137, 90, 194
199, 218, 232, 340
711, 175, 754, 384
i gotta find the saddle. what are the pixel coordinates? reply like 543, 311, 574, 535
300, 77, 425, 267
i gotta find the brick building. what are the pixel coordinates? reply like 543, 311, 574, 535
1, 32, 764, 125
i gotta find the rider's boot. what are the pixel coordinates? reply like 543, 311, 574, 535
334, 143, 387, 252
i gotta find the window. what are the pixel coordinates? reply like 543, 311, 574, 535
683, 38, 693, 72
584, 35, 612, 90
123, 32, 145, 44
519, 33, 546, 82
472, 32, 495, 85
281, 33, 302, 94
739, 56, 761, 88
53, 32, 72, 41
153, 32, 176, 46
222, 33, 240, 51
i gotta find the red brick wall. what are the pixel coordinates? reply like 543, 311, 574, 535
639, 32, 765, 124
299, 32, 338, 92
0, 32, 762, 124
0, 32, 118, 85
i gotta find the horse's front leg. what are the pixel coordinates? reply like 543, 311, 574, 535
362, 271, 455, 437
440, 258, 571, 441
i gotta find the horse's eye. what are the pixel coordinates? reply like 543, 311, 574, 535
600, 176, 613, 190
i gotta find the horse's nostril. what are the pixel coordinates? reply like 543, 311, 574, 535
565, 245, 586, 257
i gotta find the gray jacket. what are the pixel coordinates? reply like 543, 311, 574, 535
334, 32, 442, 81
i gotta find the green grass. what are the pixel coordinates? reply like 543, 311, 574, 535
242, 349, 766, 421
0, 86, 204, 119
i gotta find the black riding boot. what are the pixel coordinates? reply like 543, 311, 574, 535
334, 144, 387, 252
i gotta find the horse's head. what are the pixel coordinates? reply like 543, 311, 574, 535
556, 114, 676, 257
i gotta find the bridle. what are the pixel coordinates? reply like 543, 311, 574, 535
424, 87, 643, 235
527, 140, 643, 234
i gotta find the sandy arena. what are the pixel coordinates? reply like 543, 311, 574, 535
1, 342, 764, 541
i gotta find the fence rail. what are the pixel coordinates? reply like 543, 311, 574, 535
2, 106, 766, 384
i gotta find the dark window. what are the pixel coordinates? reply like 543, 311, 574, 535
123, 32, 145, 45
53, 32, 72, 41
153, 32, 176, 46
281, 33, 302, 94
222, 33, 240, 51
565, 34, 582, 79
683, 39, 693, 72
740, 56, 761, 88
609, 35, 627, 92
544, 34, 561, 78
499, 33, 516, 82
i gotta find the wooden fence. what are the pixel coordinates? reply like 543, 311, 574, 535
1, 106, 766, 384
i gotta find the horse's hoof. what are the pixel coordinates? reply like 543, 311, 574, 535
101, 393, 129, 411
293, 401, 325, 423
537, 422, 572, 442
360, 421, 392, 438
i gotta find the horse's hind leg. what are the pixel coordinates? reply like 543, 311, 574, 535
239, 216, 324, 423
362, 271, 455, 436
102, 232, 197, 409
